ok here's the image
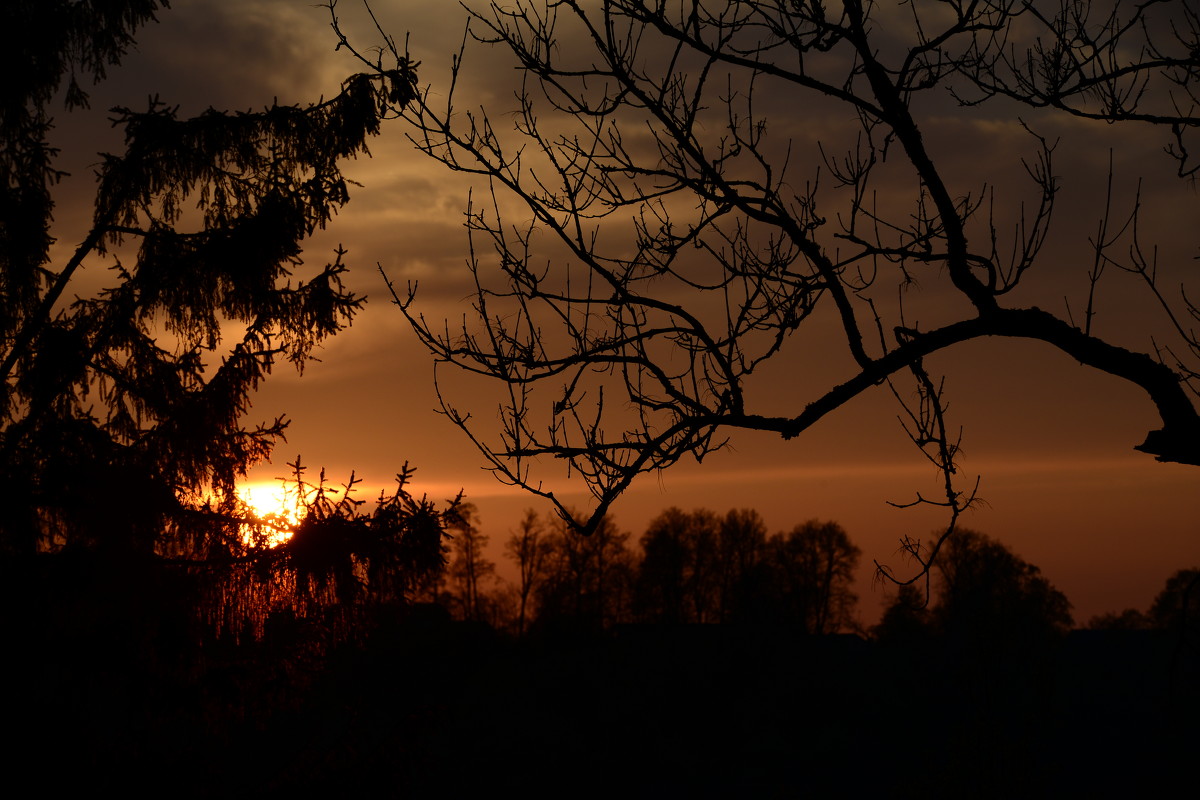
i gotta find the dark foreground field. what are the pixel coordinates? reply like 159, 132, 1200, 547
8, 587, 1198, 799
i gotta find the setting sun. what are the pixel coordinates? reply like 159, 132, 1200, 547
237, 482, 304, 546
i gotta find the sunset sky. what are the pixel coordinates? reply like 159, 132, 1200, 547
46, 0, 1199, 625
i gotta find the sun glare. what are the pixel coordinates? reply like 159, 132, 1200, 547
237, 482, 304, 546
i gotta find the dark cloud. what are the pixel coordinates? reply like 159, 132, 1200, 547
101, 0, 342, 112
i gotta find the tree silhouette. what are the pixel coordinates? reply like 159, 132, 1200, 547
765, 520, 862, 634
715, 508, 770, 623
1149, 567, 1200, 636
1, 2, 417, 559
202, 461, 457, 642
336, 0, 1200, 554
932, 528, 1073, 647
1, 0, 165, 330
633, 507, 721, 624
444, 503, 497, 623
534, 511, 635, 632
0, 2, 473, 658
1085, 568, 1200, 637
504, 508, 552, 635
630, 508, 861, 630
873, 529, 1071, 654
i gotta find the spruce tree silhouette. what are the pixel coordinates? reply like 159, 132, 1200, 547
0, 7, 465, 792
0, 0, 469, 688
0, 1, 418, 561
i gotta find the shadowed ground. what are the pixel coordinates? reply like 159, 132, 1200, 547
7, 571, 1196, 798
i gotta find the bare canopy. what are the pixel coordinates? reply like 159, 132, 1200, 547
331, 0, 1200, 569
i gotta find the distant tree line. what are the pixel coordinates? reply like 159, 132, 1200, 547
439, 506, 1200, 653
872, 528, 1074, 651
1088, 568, 1200, 638
440, 506, 861, 636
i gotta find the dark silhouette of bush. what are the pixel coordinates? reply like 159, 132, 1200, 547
873, 583, 933, 643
